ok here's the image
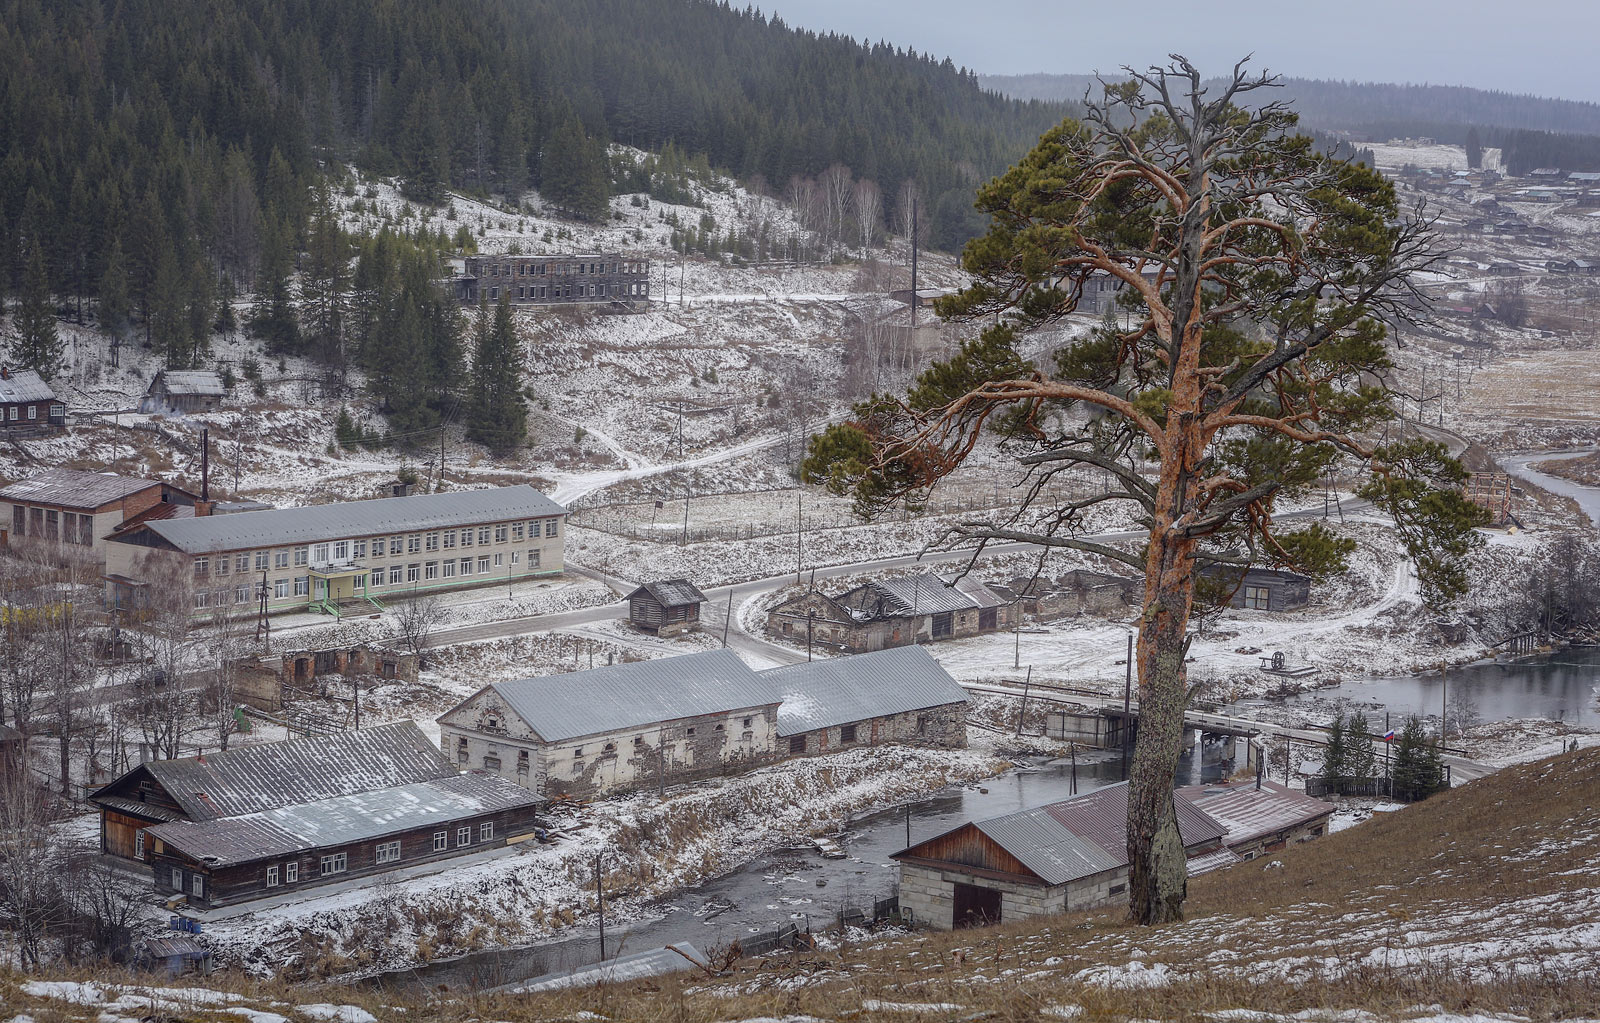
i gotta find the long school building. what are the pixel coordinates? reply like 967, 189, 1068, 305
103, 485, 566, 616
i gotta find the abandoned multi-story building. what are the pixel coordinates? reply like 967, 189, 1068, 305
102, 484, 566, 617
454, 253, 650, 307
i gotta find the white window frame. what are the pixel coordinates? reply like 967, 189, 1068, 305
266, 864, 279, 887
293, 546, 308, 567
424, 561, 438, 580
443, 530, 456, 549
480, 822, 494, 842
442, 560, 456, 578
376, 840, 401, 865
320, 852, 347, 875
433, 831, 448, 852
390, 565, 403, 584
274, 579, 289, 599
333, 540, 349, 561
171, 867, 182, 889
457, 827, 472, 847
286, 862, 298, 883
312, 543, 330, 564
192, 874, 204, 897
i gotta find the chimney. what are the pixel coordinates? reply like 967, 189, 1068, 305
0, 365, 9, 380
200, 427, 210, 503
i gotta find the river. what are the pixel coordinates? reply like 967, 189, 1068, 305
372, 741, 1238, 993
1501, 448, 1600, 528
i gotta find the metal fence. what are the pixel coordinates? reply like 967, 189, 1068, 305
1305, 776, 1393, 798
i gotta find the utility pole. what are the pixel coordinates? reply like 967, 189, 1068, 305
1016, 665, 1031, 736
255, 569, 270, 651
1440, 661, 1448, 741
1124, 632, 1134, 712
595, 853, 605, 960
1013, 603, 1021, 668
795, 492, 803, 585
721, 590, 732, 648
909, 196, 918, 330
438, 425, 447, 491
806, 610, 814, 662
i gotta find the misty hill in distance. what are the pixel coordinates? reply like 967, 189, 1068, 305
981, 73, 1600, 142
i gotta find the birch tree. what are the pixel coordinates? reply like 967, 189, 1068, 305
853, 179, 881, 251
803, 57, 1486, 924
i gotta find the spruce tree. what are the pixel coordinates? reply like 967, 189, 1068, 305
467, 294, 528, 455
1320, 713, 1347, 794
301, 187, 351, 374
1392, 716, 1446, 801
541, 115, 610, 221
98, 240, 131, 336
250, 219, 301, 355
11, 242, 63, 378
1345, 711, 1378, 783
1466, 127, 1483, 170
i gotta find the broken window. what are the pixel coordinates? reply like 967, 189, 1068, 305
789, 735, 807, 754
840, 724, 857, 743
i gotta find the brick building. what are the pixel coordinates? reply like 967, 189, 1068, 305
0, 469, 199, 560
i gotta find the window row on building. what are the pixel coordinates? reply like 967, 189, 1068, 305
191, 519, 559, 580
482, 259, 647, 277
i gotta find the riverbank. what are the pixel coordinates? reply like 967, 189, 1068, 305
193, 744, 1007, 981
1533, 449, 1600, 487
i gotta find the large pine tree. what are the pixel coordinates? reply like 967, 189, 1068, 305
467, 295, 528, 456
11, 242, 62, 378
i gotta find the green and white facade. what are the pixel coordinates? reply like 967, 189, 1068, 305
104, 485, 566, 616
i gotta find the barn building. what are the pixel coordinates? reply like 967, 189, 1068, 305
88, 722, 543, 909
766, 572, 1010, 652
0, 469, 199, 560
0, 366, 64, 429
141, 370, 228, 414
760, 645, 968, 756
990, 569, 1138, 620
103, 484, 565, 617
455, 254, 650, 306
1177, 779, 1333, 860
437, 649, 781, 799
892, 783, 1230, 929
627, 579, 707, 636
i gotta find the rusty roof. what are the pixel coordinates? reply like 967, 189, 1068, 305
0, 468, 164, 510
93, 721, 455, 822
1176, 779, 1333, 849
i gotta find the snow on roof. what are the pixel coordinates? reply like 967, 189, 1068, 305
1176, 779, 1333, 848
0, 368, 55, 404
94, 721, 455, 821
484, 649, 777, 744
844, 572, 1005, 618
147, 771, 543, 866
129, 485, 565, 554
628, 579, 708, 607
149, 370, 226, 396
510, 943, 708, 992
761, 645, 968, 736
0, 468, 165, 509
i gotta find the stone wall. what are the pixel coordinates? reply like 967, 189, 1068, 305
899, 861, 1128, 930
786, 702, 968, 756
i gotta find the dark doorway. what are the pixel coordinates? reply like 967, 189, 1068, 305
978, 607, 998, 630
952, 882, 1002, 928
931, 612, 954, 639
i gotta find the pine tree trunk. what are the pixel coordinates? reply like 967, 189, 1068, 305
1125, 433, 1200, 925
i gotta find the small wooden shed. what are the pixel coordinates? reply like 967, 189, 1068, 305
142, 370, 227, 414
627, 579, 708, 636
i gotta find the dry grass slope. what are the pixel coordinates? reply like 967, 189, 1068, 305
6, 748, 1600, 1021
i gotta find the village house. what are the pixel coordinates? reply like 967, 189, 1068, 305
766, 571, 1010, 652
102, 484, 565, 617
990, 569, 1138, 620
0, 366, 64, 429
0, 468, 200, 561
626, 579, 707, 636
1177, 779, 1333, 861
141, 370, 228, 414
1067, 266, 1165, 316
454, 253, 650, 306
892, 783, 1229, 929
1201, 565, 1312, 612
437, 649, 781, 799
759, 645, 968, 756
88, 722, 544, 909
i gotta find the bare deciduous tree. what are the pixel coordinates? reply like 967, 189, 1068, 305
853, 178, 881, 251
820, 163, 854, 252
394, 593, 447, 669
0, 769, 65, 968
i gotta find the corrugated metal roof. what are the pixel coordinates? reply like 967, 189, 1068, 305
844, 572, 1006, 618
916, 783, 1229, 887
760, 646, 968, 736
0, 468, 163, 509
1176, 779, 1333, 848
1185, 845, 1243, 876
487, 649, 777, 744
629, 579, 708, 607
976, 809, 1124, 885
0, 369, 56, 403
148, 771, 543, 866
511, 943, 707, 993
151, 370, 227, 396
134, 485, 565, 554
106, 721, 456, 821
144, 935, 207, 958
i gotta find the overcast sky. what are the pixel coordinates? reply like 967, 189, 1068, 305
767, 0, 1600, 103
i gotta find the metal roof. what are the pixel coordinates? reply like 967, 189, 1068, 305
907, 783, 1229, 887
760, 646, 969, 736
0, 468, 164, 510
628, 579, 708, 607
1176, 779, 1333, 848
132, 485, 565, 554
485, 649, 777, 744
0, 369, 56, 403
97, 721, 456, 821
842, 572, 1005, 618
510, 943, 707, 993
147, 771, 543, 866
150, 370, 226, 396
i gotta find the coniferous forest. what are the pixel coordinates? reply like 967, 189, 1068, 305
0, 0, 1070, 443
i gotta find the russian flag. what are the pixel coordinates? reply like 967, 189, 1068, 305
1382, 729, 1395, 742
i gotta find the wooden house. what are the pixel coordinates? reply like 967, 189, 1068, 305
88, 721, 543, 908
626, 579, 707, 636
990, 570, 1138, 620
141, 370, 227, 414
766, 572, 1010, 653
893, 783, 1229, 929
0, 366, 63, 429
1201, 565, 1312, 612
